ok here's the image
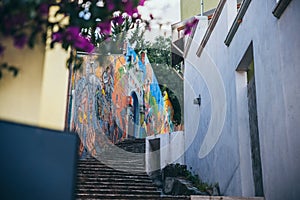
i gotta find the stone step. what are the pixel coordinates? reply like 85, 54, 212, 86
94, 159, 145, 163
77, 169, 149, 176
190, 196, 264, 200
89, 158, 144, 162
77, 168, 145, 174
77, 176, 153, 183
77, 198, 189, 200
76, 188, 160, 195
77, 163, 145, 169
79, 153, 145, 159
78, 158, 144, 162
76, 193, 189, 199
77, 165, 145, 171
77, 184, 158, 190
79, 162, 145, 167
77, 173, 152, 180
77, 181, 156, 187
77, 167, 145, 173
76, 139, 190, 200
78, 160, 145, 165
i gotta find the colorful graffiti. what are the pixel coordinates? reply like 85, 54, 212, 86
71, 44, 175, 156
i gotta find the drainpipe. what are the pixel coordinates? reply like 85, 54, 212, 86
200, 0, 204, 16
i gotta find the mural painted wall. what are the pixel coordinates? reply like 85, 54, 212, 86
71, 44, 175, 156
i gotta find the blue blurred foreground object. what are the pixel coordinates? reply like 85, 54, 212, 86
0, 121, 79, 200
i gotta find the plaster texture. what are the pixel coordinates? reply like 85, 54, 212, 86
146, 131, 185, 173
183, 0, 300, 199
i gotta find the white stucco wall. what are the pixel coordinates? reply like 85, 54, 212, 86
146, 131, 185, 173
184, 0, 300, 199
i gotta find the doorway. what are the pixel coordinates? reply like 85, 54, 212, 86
237, 42, 264, 196
128, 92, 139, 138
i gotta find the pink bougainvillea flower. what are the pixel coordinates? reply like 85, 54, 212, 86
123, 0, 138, 16
74, 37, 94, 53
65, 26, 81, 42
38, 3, 49, 16
132, 13, 141, 19
184, 18, 199, 35
65, 26, 94, 52
13, 34, 27, 49
106, 0, 116, 11
97, 21, 111, 35
138, 0, 146, 6
52, 32, 63, 42
52, 28, 94, 53
112, 15, 124, 25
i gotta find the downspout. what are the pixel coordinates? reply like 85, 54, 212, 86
200, 0, 204, 16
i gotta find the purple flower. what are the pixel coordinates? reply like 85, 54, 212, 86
13, 34, 27, 49
0, 43, 5, 56
106, 0, 116, 11
184, 18, 199, 35
52, 32, 63, 42
97, 21, 111, 35
112, 15, 124, 25
38, 3, 49, 16
65, 26, 81, 42
123, 0, 138, 16
74, 37, 94, 53
138, 0, 146, 6
52, 26, 94, 53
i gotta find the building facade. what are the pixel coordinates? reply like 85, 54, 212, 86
0, 7, 69, 131
180, 0, 220, 20
182, 0, 299, 199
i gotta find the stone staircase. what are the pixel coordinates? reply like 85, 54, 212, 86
76, 138, 190, 200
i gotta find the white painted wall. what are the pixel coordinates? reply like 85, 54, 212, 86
145, 131, 185, 173
184, 0, 300, 199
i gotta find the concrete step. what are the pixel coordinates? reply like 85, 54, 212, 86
78, 162, 145, 168
76, 193, 189, 199
77, 184, 158, 190
77, 169, 149, 176
76, 188, 160, 195
77, 173, 152, 180
78, 160, 145, 165
190, 196, 264, 200
77, 181, 156, 187
77, 197, 189, 200
76, 138, 189, 200
77, 163, 145, 170
77, 168, 145, 174
77, 176, 153, 183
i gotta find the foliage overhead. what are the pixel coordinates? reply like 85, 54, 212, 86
0, 0, 146, 51
0, 0, 147, 77
0, 0, 198, 78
